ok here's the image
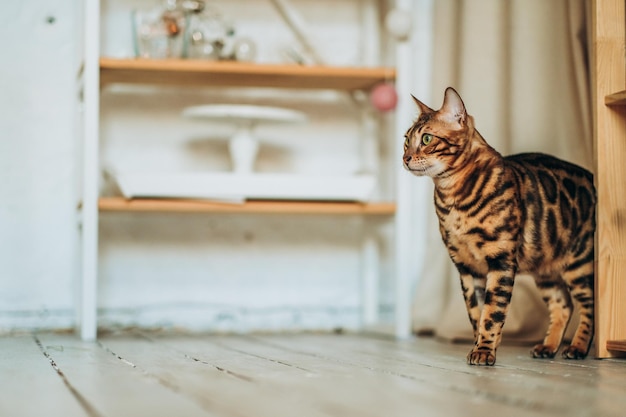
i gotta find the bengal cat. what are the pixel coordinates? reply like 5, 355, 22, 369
403, 87, 595, 366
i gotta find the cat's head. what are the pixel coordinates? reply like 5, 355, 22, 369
403, 87, 475, 178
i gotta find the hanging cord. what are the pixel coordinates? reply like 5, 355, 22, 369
268, 0, 371, 112
268, 0, 325, 65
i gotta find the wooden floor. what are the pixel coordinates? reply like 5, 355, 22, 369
2, 331, 625, 417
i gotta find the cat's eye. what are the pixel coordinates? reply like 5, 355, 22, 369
422, 134, 433, 145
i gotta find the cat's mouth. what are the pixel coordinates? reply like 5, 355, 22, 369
404, 161, 446, 178
405, 166, 428, 176
404, 160, 430, 175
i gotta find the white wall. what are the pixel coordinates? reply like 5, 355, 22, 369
1, 0, 420, 333
0, 1, 80, 330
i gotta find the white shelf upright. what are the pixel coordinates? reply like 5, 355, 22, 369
80, 0, 100, 341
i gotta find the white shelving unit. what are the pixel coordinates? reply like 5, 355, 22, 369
79, 0, 432, 340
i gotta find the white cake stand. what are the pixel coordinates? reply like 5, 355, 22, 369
182, 104, 307, 174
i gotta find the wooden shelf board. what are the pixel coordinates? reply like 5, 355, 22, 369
606, 340, 626, 353
98, 197, 396, 215
605, 90, 626, 106
100, 58, 395, 90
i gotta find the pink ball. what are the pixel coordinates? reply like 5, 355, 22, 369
370, 82, 398, 112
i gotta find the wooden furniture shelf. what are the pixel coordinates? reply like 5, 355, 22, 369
100, 58, 396, 90
605, 90, 626, 106
99, 197, 396, 216
606, 340, 626, 353
592, 0, 626, 357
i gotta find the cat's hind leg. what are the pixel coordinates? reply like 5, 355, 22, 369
531, 277, 573, 358
561, 265, 594, 359
561, 209, 595, 359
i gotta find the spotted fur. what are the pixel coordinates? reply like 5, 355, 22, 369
403, 87, 595, 366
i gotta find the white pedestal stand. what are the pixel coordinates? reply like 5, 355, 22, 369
182, 104, 307, 174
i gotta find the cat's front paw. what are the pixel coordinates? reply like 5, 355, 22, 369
531, 344, 558, 359
562, 345, 588, 359
467, 348, 496, 366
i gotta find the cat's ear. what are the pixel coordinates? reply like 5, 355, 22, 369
440, 87, 467, 126
411, 95, 434, 115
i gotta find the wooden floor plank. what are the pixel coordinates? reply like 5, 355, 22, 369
144, 333, 317, 378
35, 333, 213, 417
157, 333, 556, 417
142, 332, 505, 417
252, 333, 626, 417
3, 332, 624, 417
0, 335, 90, 417
346, 334, 624, 382
149, 333, 465, 417
99, 333, 333, 417
247, 334, 561, 415
358, 334, 626, 390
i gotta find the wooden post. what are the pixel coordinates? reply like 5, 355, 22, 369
592, 0, 626, 358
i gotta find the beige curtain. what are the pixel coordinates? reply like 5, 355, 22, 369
411, 0, 592, 343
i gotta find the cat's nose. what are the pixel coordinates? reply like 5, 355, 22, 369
403, 154, 412, 164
